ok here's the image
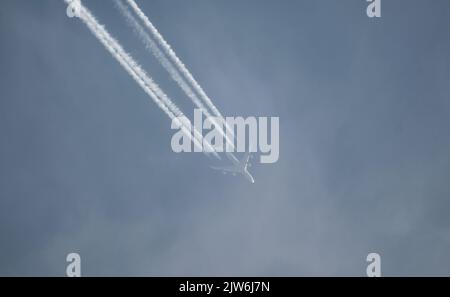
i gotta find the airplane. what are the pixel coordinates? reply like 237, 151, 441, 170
211, 152, 255, 183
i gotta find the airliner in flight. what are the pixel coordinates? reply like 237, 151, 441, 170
211, 152, 255, 183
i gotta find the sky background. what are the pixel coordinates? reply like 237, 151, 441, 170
1, 0, 450, 276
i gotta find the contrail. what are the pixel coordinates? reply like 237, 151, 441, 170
114, 0, 235, 151
123, 0, 236, 150
65, 0, 219, 157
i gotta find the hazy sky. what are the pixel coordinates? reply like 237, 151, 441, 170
1, 0, 450, 276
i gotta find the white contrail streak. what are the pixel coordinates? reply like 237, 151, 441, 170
123, 0, 235, 150
65, 0, 219, 157
115, 0, 235, 151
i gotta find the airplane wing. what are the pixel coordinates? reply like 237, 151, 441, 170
211, 165, 240, 173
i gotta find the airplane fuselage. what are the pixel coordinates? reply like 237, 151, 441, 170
211, 152, 255, 183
